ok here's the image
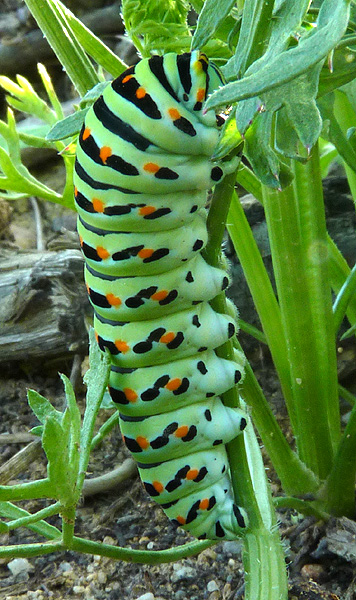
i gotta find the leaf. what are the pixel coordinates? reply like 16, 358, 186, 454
52, 0, 126, 78
319, 45, 356, 97
206, 0, 350, 111
27, 389, 63, 426
318, 92, 356, 173
122, 0, 190, 57
233, 0, 274, 75
46, 109, 88, 141
235, 96, 261, 136
191, 0, 238, 50
264, 62, 324, 151
42, 416, 72, 503
79, 81, 110, 107
212, 109, 243, 160
243, 111, 281, 189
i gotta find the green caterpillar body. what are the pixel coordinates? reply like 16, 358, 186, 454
74, 51, 247, 540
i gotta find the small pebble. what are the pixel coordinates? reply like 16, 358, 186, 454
59, 561, 73, 572
73, 585, 85, 594
171, 566, 197, 582
301, 563, 325, 582
136, 593, 155, 600
207, 580, 219, 592
8, 558, 32, 578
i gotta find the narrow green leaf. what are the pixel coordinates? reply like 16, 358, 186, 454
333, 262, 356, 333
46, 109, 88, 142
233, 0, 274, 75
191, 0, 237, 50
24, 0, 99, 96
321, 401, 356, 517
27, 390, 63, 426
38, 63, 64, 120
212, 110, 243, 160
340, 322, 356, 340
52, 0, 126, 77
235, 96, 261, 136
80, 82, 110, 107
243, 112, 281, 189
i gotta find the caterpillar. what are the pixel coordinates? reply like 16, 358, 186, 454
74, 51, 248, 540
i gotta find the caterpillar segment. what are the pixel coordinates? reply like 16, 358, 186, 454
75, 50, 247, 540
109, 349, 244, 417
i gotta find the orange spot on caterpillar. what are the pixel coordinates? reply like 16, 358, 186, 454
106, 293, 122, 307
92, 198, 105, 213
174, 425, 189, 438
152, 481, 164, 493
122, 74, 133, 84
138, 248, 154, 259
143, 162, 160, 173
136, 87, 146, 99
139, 205, 156, 216
94, 330, 99, 342
136, 436, 149, 449
151, 290, 168, 302
96, 246, 110, 260
114, 339, 130, 353
164, 378, 182, 391
86, 283, 90, 294
79, 235, 83, 246
199, 498, 209, 511
168, 107, 181, 120
186, 469, 199, 480
160, 332, 175, 344
74, 186, 78, 197
196, 88, 205, 103
99, 146, 112, 164
82, 127, 91, 140
176, 516, 186, 525
123, 388, 138, 402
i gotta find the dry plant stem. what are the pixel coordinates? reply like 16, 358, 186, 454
82, 458, 137, 497
0, 439, 42, 485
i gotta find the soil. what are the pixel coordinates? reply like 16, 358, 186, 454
1, 3, 356, 600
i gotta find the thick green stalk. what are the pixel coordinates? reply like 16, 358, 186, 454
227, 192, 297, 431
204, 169, 288, 600
262, 146, 340, 479
237, 341, 319, 496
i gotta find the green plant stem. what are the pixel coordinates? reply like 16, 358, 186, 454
0, 501, 61, 539
339, 384, 356, 406
204, 168, 288, 600
6, 502, 61, 532
0, 479, 52, 501
227, 191, 297, 432
328, 235, 356, 324
262, 145, 340, 479
333, 262, 356, 332
273, 497, 328, 520
238, 319, 267, 343
319, 398, 356, 517
91, 411, 120, 450
332, 90, 356, 201
236, 339, 319, 496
